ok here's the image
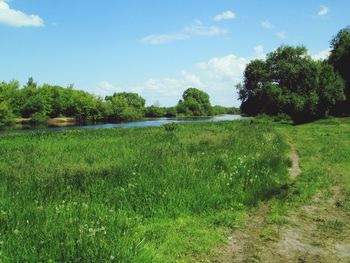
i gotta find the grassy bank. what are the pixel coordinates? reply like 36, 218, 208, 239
0, 121, 290, 262
268, 118, 350, 226
214, 118, 350, 261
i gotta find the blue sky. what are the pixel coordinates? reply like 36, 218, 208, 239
0, 0, 349, 106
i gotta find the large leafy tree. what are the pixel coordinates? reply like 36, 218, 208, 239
105, 92, 146, 120
177, 88, 212, 116
329, 27, 350, 114
238, 45, 345, 122
20, 78, 53, 121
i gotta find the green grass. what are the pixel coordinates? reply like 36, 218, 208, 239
0, 121, 290, 262
3, 118, 349, 262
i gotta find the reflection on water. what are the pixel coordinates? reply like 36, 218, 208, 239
8, 115, 244, 132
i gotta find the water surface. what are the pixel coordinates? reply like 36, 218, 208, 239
10, 115, 244, 132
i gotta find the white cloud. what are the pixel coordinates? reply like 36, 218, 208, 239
92, 81, 119, 97
181, 70, 202, 86
254, 45, 265, 59
318, 6, 329, 16
98, 81, 116, 91
196, 54, 248, 83
275, 31, 287, 39
260, 20, 274, 29
311, 48, 331, 60
0, 0, 44, 27
184, 20, 228, 36
142, 20, 227, 45
213, 11, 236, 22
142, 34, 188, 45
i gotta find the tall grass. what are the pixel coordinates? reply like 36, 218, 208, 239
0, 121, 290, 262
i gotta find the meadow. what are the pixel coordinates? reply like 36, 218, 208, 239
0, 120, 291, 262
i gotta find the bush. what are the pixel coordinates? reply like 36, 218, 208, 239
145, 106, 166, 118
163, 122, 179, 132
30, 112, 49, 124
0, 101, 14, 129
273, 113, 293, 124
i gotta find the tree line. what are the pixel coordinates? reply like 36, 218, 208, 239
0, 79, 238, 128
238, 27, 350, 123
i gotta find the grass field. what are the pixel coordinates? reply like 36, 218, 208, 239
1, 118, 349, 262
0, 121, 290, 262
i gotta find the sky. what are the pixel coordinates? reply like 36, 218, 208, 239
0, 0, 349, 107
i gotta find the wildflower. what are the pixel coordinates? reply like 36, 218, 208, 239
13, 229, 20, 235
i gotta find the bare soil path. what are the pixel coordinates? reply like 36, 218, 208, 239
213, 145, 350, 263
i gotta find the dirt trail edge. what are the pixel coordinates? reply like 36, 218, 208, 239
213, 145, 350, 263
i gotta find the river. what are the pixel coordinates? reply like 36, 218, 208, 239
8, 115, 244, 132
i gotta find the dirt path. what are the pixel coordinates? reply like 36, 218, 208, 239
288, 144, 301, 178
213, 146, 350, 263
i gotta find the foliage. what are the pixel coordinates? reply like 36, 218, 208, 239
329, 27, 350, 115
0, 78, 236, 127
0, 101, 14, 128
105, 92, 146, 121
145, 105, 166, 118
0, 121, 290, 262
0, 80, 22, 117
177, 88, 213, 116
30, 112, 49, 124
164, 107, 177, 117
212, 105, 240, 115
238, 45, 345, 123
162, 122, 178, 132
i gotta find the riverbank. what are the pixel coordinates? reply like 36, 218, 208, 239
16, 117, 76, 125
214, 118, 350, 262
11, 114, 243, 131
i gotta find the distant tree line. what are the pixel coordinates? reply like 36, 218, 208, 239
238, 27, 350, 123
0, 79, 239, 128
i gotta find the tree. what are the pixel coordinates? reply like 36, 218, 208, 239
105, 92, 146, 120
238, 45, 345, 123
145, 105, 165, 117
329, 27, 350, 115
164, 107, 177, 117
212, 105, 240, 115
0, 101, 14, 129
20, 79, 53, 121
176, 88, 213, 116
0, 81, 22, 117
316, 61, 346, 117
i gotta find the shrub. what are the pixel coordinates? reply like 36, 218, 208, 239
30, 112, 49, 124
163, 122, 178, 132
